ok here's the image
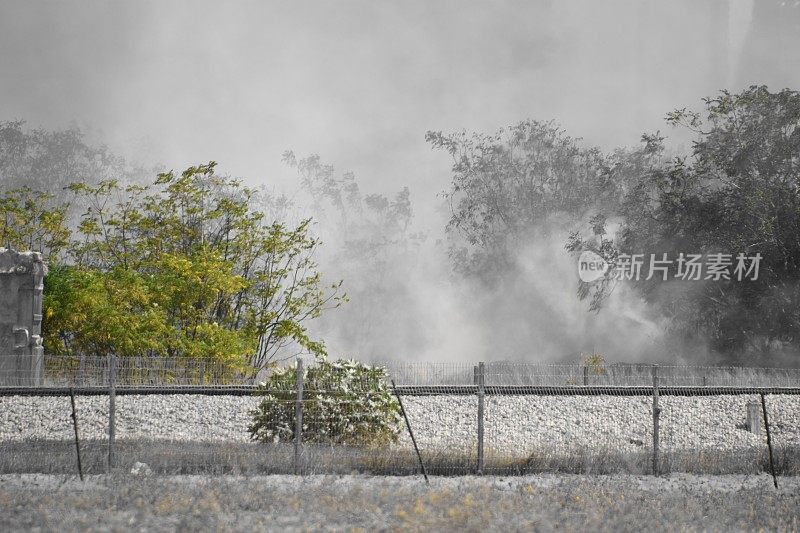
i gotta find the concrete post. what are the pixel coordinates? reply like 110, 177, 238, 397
746, 400, 762, 435
108, 353, 116, 471
476, 362, 485, 474
0, 248, 47, 386
652, 364, 660, 476
294, 357, 304, 475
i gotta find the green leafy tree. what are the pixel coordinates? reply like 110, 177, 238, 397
0, 187, 70, 255
248, 356, 401, 446
28, 162, 345, 370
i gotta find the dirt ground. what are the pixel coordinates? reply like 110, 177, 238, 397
0, 473, 797, 532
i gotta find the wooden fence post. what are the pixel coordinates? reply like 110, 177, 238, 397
294, 357, 304, 475
108, 353, 116, 472
652, 364, 660, 476
476, 362, 485, 474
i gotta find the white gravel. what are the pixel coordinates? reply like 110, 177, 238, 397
1, 394, 798, 457
399, 395, 800, 456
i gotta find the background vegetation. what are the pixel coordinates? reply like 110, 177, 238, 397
430, 86, 800, 365
2, 86, 800, 366
1, 146, 344, 371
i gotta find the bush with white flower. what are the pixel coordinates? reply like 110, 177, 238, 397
248, 356, 402, 447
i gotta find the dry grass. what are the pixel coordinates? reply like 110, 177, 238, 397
0, 473, 798, 531
1, 439, 798, 477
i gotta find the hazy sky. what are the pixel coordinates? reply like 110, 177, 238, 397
1, 0, 797, 219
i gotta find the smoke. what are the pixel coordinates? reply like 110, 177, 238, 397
299, 177, 669, 363
0, 1, 777, 207
3, 1, 800, 362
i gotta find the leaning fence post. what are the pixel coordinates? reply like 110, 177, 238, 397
652, 364, 660, 476
760, 393, 778, 489
391, 379, 429, 484
476, 361, 485, 475
294, 357, 304, 475
69, 387, 84, 481
108, 353, 116, 472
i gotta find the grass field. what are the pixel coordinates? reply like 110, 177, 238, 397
0, 473, 797, 531
2, 439, 799, 477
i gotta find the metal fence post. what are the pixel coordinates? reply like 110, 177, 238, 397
294, 357, 304, 475
760, 393, 778, 489
476, 361, 485, 474
652, 364, 660, 476
391, 379, 429, 484
69, 387, 84, 481
108, 353, 116, 472
583, 365, 589, 386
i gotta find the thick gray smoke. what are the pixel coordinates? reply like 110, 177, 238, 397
3, 1, 799, 363
301, 194, 669, 364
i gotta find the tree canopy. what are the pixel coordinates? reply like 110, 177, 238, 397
568, 87, 800, 361
426, 120, 606, 280
1, 162, 344, 370
600, 87, 800, 360
0, 120, 149, 195
433, 87, 800, 363
283, 151, 424, 358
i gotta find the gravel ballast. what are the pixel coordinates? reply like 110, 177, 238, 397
1, 394, 798, 457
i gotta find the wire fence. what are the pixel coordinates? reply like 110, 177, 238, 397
0, 354, 798, 478
4, 354, 800, 388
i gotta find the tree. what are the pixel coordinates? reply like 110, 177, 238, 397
283, 151, 425, 358
0, 120, 147, 194
571, 87, 800, 361
23, 162, 345, 370
0, 186, 70, 255
426, 120, 607, 280
0, 121, 153, 263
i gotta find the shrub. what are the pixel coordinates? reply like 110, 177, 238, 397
583, 353, 606, 375
248, 357, 402, 447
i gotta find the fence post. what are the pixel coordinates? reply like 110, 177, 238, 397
583, 365, 589, 386
760, 394, 778, 489
476, 361, 485, 475
69, 387, 84, 481
108, 353, 116, 472
294, 357, 304, 475
746, 400, 762, 435
652, 364, 660, 476
391, 379, 429, 484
